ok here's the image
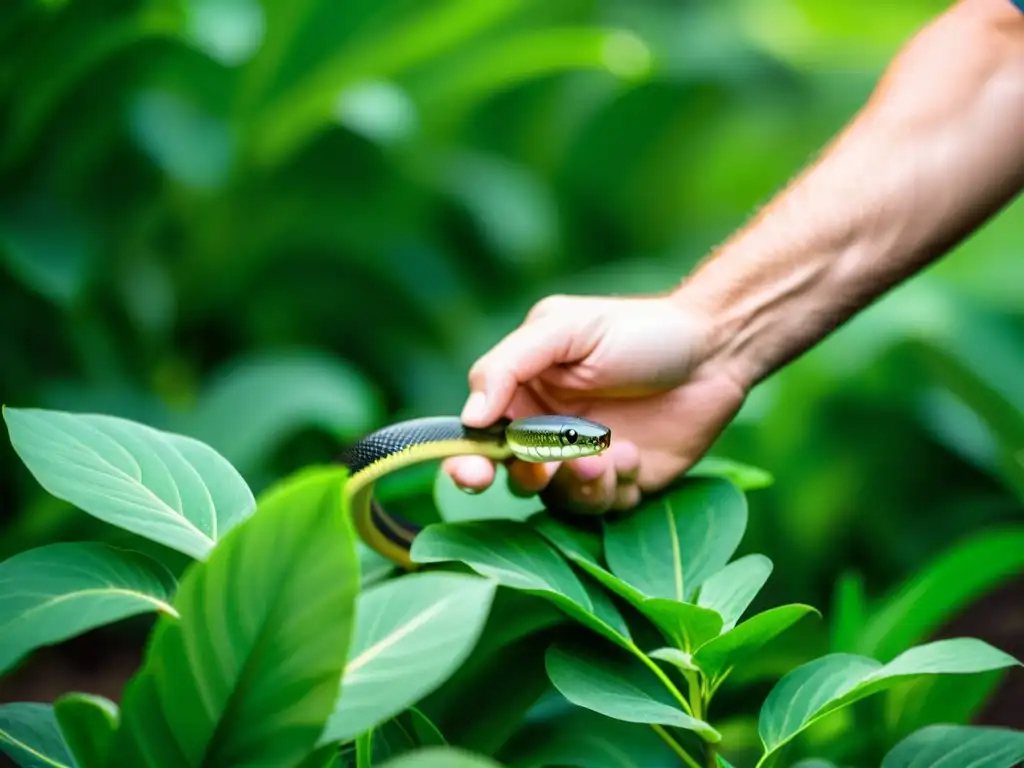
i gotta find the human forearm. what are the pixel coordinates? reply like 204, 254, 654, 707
675, 0, 1024, 390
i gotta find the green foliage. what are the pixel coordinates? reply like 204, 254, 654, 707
1, 405, 1023, 768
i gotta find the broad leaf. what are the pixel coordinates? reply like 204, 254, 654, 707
532, 515, 603, 564
757, 638, 1022, 761
411, 521, 630, 649
881, 723, 1024, 768
322, 571, 497, 743
696, 554, 773, 631
603, 477, 747, 601
0, 541, 178, 674
3, 407, 256, 560
113, 466, 360, 766
0, 703, 74, 768
545, 642, 720, 742
500, 704, 680, 768
53, 693, 117, 768
640, 599, 723, 652
434, 463, 540, 523
695, 605, 819, 681
648, 648, 699, 673
377, 746, 504, 767
858, 525, 1024, 658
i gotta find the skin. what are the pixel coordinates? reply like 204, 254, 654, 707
444, 0, 1024, 514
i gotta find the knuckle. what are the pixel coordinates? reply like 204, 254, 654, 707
528, 294, 570, 320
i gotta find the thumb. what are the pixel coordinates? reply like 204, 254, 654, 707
461, 315, 577, 426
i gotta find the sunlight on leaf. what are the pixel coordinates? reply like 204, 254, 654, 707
4, 407, 256, 560
322, 572, 497, 744
378, 746, 505, 767
183, 0, 265, 66
0, 541, 177, 675
113, 467, 360, 766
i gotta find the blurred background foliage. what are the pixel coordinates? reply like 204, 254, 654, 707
2, 0, 1023, 762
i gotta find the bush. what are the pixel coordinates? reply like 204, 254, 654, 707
2, 405, 1022, 768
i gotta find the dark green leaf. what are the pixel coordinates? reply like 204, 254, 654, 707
321, 572, 497, 744
881, 723, 1024, 768
53, 693, 117, 768
603, 478, 748, 601
411, 520, 630, 649
0, 541, 177, 674
0, 703, 74, 768
112, 466, 360, 766
758, 638, 1022, 761
695, 604, 819, 681
545, 641, 720, 742
3, 407, 256, 561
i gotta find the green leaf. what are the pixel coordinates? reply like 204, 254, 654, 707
411, 520, 630, 649
0, 703, 75, 768
695, 605, 819, 681
532, 515, 603, 564
603, 477, 748, 601
3, 407, 256, 561
639, 599, 723, 652
0, 541, 178, 674
689, 456, 775, 490
857, 525, 1024, 658
545, 641, 720, 742
696, 554, 773, 631
112, 466, 360, 767
53, 693, 117, 768
829, 570, 866, 654
500, 705, 680, 768
757, 638, 1023, 762
185, 350, 384, 477
881, 723, 1024, 768
434, 464, 540, 523
321, 571, 497, 744
377, 746, 505, 768
648, 647, 700, 674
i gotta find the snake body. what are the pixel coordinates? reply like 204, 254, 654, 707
337, 414, 611, 568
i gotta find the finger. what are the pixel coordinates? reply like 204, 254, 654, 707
462, 317, 574, 427
505, 458, 558, 496
612, 482, 642, 511
442, 455, 496, 493
542, 455, 617, 516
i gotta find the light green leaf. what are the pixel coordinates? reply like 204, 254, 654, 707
545, 642, 720, 742
182, 0, 265, 66
757, 638, 1022, 762
829, 570, 866, 654
716, 756, 742, 768
321, 572, 497, 744
697, 554, 773, 631
113, 466, 360, 766
789, 761, 838, 768
532, 515, 603, 565
648, 648, 700, 674
695, 605, 819, 681
411, 521, 630, 649
434, 463, 540, 523
0, 703, 74, 768
689, 456, 775, 490
881, 723, 1024, 768
639, 598, 723, 652
3, 407, 256, 561
857, 525, 1024, 658
186, 350, 384, 477
0, 541, 178, 674
604, 477, 747, 601
378, 746, 504, 768
53, 693, 117, 768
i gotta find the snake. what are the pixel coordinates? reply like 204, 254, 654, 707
337, 414, 611, 569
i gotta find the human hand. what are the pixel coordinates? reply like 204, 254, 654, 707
443, 292, 749, 515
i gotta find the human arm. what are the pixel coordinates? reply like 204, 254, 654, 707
445, 0, 1024, 513
679, 0, 1024, 393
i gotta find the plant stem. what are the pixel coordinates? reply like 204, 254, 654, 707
687, 672, 703, 720
635, 647, 695, 715
650, 724, 702, 768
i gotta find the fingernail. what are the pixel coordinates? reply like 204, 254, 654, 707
461, 392, 487, 423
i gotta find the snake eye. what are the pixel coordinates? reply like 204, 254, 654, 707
564, 429, 578, 444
